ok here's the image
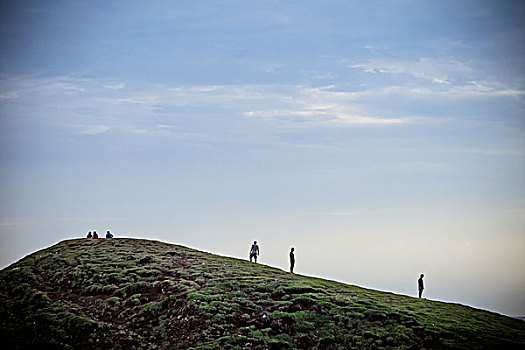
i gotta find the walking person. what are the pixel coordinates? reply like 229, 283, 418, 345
418, 274, 425, 298
249, 241, 260, 263
289, 247, 295, 273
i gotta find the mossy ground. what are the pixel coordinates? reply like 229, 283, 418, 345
1, 238, 524, 349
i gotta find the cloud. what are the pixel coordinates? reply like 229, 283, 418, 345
103, 83, 125, 90
344, 83, 524, 99
347, 58, 524, 97
242, 85, 415, 126
2, 74, 521, 144
0, 220, 21, 227
442, 148, 525, 157
0, 76, 89, 101
115, 97, 156, 105
44, 82, 86, 94
457, 81, 525, 97
75, 125, 110, 135
348, 58, 471, 84
334, 114, 409, 125
0, 92, 19, 100
244, 109, 409, 125
156, 124, 175, 129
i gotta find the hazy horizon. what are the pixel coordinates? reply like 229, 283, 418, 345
1, 1, 524, 317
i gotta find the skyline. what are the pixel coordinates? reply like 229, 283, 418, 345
1, 0, 524, 316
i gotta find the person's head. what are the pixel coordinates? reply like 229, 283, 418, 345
420, 274, 424, 278
254, 241, 257, 244
291, 247, 294, 252
107, 231, 110, 234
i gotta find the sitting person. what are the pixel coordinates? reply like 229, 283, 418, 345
93, 231, 98, 239
106, 231, 113, 238
86, 231, 92, 238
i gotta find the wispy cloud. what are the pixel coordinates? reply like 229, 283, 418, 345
244, 109, 409, 125
103, 83, 125, 90
0, 220, 21, 227
242, 85, 415, 126
1, 73, 522, 143
348, 58, 472, 84
0, 75, 92, 98
0, 92, 19, 100
442, 148, 525, 157
347, 58, 525, 98
41, 81, 86, 94
156, 124, 175, 130
75, 125, 110, 135
115, 97, 158, 105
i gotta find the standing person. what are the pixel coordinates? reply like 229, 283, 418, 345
86, 231, 92, 238
249, 241, 259, 263
93, 231, 98, 239
418, 274, 425, 298
106, 231, 113, 238
289, 247, 295, 273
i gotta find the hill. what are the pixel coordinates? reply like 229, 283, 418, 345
1, 238, 524, 349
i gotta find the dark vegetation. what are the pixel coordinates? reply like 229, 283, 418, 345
1, 238, 524, 349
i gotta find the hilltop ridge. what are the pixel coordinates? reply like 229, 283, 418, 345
1, 238, 524, 349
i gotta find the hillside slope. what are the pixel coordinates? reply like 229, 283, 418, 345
1, 238, 524, 349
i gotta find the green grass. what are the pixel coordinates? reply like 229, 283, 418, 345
1, 238, 524, 349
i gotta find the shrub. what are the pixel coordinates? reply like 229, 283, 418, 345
139, 301, 163, 316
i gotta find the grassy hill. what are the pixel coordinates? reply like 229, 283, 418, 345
1, 238, 524, 349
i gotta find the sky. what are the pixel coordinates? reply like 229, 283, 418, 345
1, 0, 524, 316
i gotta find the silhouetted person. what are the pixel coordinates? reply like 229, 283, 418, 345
289, 247, 295, 273
418, 274, 424, 298
93, 231, 98, 239
249, 241, 259, 262
86, 231, 92, 238
106, 230, 113, 238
